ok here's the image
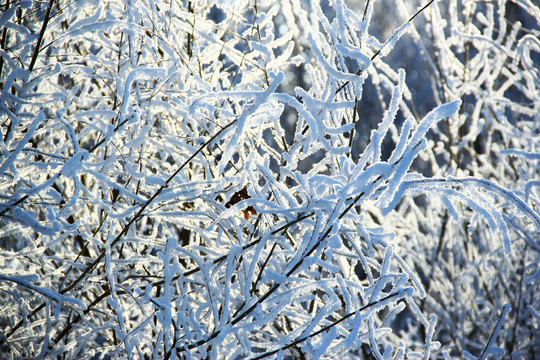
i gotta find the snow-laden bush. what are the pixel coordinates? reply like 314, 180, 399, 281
0, 0, 538, 358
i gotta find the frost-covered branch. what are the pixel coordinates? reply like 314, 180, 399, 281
1, 0, 538, 359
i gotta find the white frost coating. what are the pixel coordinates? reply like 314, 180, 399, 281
60, 150, 88, 178
512, 0, 540, 19
524, 180, 540, 202
327, 235, 342, 249
372, 69, 405, 161
220, 245, 241, 328
516, 34, 540, 84
0, 67, 29, 116
424, 314, 439, 360
105, 232, 117, 314
387, 116, 413, 164
68, 3, 103, 31
218, 72, 284, 172
348, 162, 392, 198
462, 351, 477, 360
367, 316, 383, 360
8, 207, 62, 235
5, 0, 538, 358
84, 168, 147, 204
0, 6, 16, 28
334, 43, 371, 69
57, 110, 80, 152
55, 20, 147, 45
345, 311, 362, 348
0, 111, 45, 174
405, 295, 429, 328
441, 193, 459, 221
0, 274, 86, 310
379, 100, 461, 210
409, 100, 461, 148
454, 177, 540, 233
119, 67, 168, 123
378, 140, 426, 209
394, 254, 426, 299
500, 148, 540, 160
307, 33, 362, 82
295, 87, 356, 111
265, 269, 287, 284
369, 245, 394, 302
336, 274, 352, 313
386, 178, 524, 255
145, 175, 166, 186
249, 41, 271, 62
313, 326, 336, 358
379, 22, 412, 58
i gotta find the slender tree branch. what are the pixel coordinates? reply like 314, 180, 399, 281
28, 0, 54, 71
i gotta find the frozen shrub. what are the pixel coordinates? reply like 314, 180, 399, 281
0, 0, 538, 359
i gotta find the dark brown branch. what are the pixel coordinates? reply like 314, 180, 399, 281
28, 0, 54, 71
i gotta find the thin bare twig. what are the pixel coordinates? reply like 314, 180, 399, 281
28, 0, 54, 71
335, 0, 436, 95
